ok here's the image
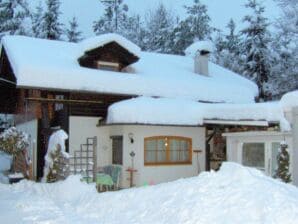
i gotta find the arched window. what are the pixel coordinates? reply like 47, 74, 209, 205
144, 136, 192, 165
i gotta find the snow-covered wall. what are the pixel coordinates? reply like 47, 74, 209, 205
105, 125, 205, 188
16, 119, 38, 179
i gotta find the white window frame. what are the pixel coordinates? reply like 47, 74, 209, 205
238, 140, 292, 177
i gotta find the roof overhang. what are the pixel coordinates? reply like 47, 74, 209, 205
203, 119, 270, 127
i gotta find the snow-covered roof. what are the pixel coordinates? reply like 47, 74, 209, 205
1, 35, 258, 103
107, 96, 291, 131
185, 41, 214, 57
79, 33, 141, 57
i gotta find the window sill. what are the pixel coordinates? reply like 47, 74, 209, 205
144, 162, 192, 166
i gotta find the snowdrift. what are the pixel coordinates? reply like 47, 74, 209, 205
0, 163, 298, 224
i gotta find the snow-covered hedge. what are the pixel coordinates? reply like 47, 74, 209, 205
0, 127, 29, 156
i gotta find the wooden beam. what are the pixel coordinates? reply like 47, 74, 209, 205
25, 97, 103, 105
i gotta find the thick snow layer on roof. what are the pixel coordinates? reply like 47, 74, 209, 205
1, 35, 257, 103
1, 163, 298, 223
79, 33, 141, 57
185, 41, 214, 57
280, 90, 298, 111
107, 96, 290, 131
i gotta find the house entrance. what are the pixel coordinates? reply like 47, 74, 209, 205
111, 136, 123, 165
206, 128, 227, 171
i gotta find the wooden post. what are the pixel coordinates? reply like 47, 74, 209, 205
92, 136, 97, 182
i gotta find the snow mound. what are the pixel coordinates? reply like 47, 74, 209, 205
185, 41, 214, 57
280, 90, 298, 111
1, 163, 298, 224
79, 33, 141, 57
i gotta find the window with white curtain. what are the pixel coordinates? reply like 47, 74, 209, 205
144, 136, 192, 165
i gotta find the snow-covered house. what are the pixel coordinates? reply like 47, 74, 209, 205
0, 34, 297, 187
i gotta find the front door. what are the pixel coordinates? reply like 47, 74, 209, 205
241, 142, 280, 177
111, 136, 123, 165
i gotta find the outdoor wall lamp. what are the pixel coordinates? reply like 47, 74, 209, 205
128, 132, 134, 143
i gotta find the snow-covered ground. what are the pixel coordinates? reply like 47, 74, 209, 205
0, 163, 298, 224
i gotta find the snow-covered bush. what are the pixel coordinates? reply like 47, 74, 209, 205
43, 130, 70, 183
274, 141, 292, 183
0, 127, 29, 156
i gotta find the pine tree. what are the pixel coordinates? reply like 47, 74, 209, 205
241, 0, 271, 101
32, 1, 44, 38
171, 0, 212, 55
274, 142, 292, 183
42, 0, 63, 40
0, 0, 30, 38
93, 0, 129, 35
269, 0, 298, 98
143, 3, 175, 53
121, 14, 146, 49
213, 19, 243, 74
66, 17, 82, 42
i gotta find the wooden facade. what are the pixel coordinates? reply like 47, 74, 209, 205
0, 41, 139, 179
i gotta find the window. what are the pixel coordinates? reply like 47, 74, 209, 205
96, 60, 119, 71
242, 143, 265, 171
55, 95, 64, 111
144, 136, 192, 165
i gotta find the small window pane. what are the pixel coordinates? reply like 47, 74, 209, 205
242, 143, 265, 170
156, 139, 166, 162
145, 140, 157, 163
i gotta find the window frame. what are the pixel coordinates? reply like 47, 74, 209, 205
144, 136, 192, 166
96, 60, 119, 71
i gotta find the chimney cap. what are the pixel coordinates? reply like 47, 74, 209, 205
185, 41, 213, 58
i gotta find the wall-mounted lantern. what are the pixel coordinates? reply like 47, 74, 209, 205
128, 132, 134, 144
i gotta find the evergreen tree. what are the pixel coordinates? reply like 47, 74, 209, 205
269, 0, 298, 98
213, 19, 243, 74
171, 0, 212, 55
241, 0, 271, 101
143, 3, 175, 53
121, 14, 146, 49
93, 0, 128, 35
42, 0, 63, 40
31, 1, 44, 38
66, 16, 82, 42
0, 0, 30, 38
274, 142, 292, 183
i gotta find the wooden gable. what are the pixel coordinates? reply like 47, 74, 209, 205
0, 47, 17, 113
78, 41, 139, 71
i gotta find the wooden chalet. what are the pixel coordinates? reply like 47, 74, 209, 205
1, 34, 296, 187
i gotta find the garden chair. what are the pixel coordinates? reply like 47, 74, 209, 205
97, 165, 122, 191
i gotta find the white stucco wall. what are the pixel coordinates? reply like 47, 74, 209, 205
16, 119, 38, 179
292, 107, 298, 186
69, 116, 111, 167
69, 118, 206, 188
103, 125, 206, 188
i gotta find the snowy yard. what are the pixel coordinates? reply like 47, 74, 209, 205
0, 163, 298, 224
